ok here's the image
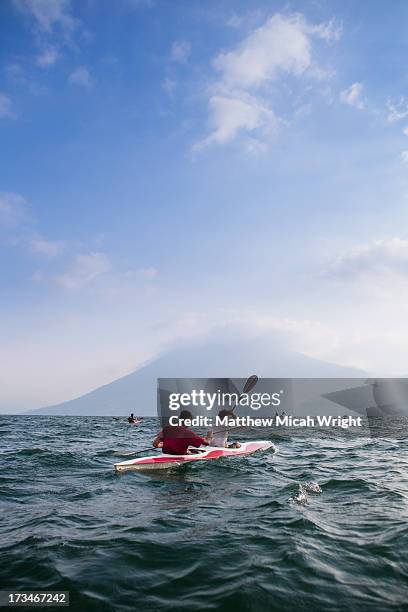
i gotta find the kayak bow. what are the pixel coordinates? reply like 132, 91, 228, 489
114, 440, 275, 472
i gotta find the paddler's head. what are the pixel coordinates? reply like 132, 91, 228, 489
179, 410, 192, 424
218, 409, 236, 420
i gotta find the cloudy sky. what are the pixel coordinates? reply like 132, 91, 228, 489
2, 0, 408, 411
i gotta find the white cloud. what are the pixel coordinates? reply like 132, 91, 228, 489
386, 96, 408, 123
312, 18, 342, 42
170, 40, 191, 64
68, 66, 93, 88
0, 93, 14, 119
325, 238, 408, 279
214, 14, 314, 90
403, 126, 408, 136
13, 0, 75, 33
196, 13, 340, 150
36, 47, 59, 67
0, 191, 67, 261
0, 192, 66, 262
0, 192, 28, 227
340, 82, 364, 110
14, 1, 78, 69
195, 93, 277, 149
218, 313, 340, 358
401, 150, 408, 163
30, 237, 63, 257
55, 252, 112, 290
0, 192, 112, 293
214, 13, 339, 90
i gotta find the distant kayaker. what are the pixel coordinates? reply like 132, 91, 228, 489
208, 410, 241, 448
128, 413, 135, 423
153, 410, 211, 455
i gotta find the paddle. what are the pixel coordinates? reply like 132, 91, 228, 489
231, 374, 258, 412
114, 447, 155, 457
206, 375, 259, 438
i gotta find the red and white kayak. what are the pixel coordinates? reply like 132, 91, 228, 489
114, 441, 275, 472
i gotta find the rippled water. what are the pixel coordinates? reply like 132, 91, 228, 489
1, 416, 408, 611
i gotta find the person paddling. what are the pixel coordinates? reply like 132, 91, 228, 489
128, 413, 136, 423
153, 410, 211, 455
208, 410, 241, 448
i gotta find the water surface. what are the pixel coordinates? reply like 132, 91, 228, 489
1, 416, 407, 611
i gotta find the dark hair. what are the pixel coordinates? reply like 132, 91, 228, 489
179, 410, 192, 421
218, 409, 235, 419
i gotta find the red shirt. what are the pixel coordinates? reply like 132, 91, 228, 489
157, 425, 208, 455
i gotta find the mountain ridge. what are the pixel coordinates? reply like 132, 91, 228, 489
27, 337, 367, 415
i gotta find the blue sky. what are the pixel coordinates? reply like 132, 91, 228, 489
2, 0, 408, 411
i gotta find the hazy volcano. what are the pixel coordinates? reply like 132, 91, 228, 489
28, 336, 366, 415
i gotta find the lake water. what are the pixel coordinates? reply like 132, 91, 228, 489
1, 415, 407, 611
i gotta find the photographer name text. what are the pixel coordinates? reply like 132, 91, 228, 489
170, 415, 363, 429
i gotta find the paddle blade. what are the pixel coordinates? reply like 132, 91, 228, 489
243, 374, 258, 394
231, 375, 259, 411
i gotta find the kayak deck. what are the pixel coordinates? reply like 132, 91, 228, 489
114, 441, 275, 472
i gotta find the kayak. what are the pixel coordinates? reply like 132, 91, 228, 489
128, 420, 142, 424
114, 440, 275, 472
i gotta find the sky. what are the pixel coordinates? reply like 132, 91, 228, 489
2, 0, 408, 411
